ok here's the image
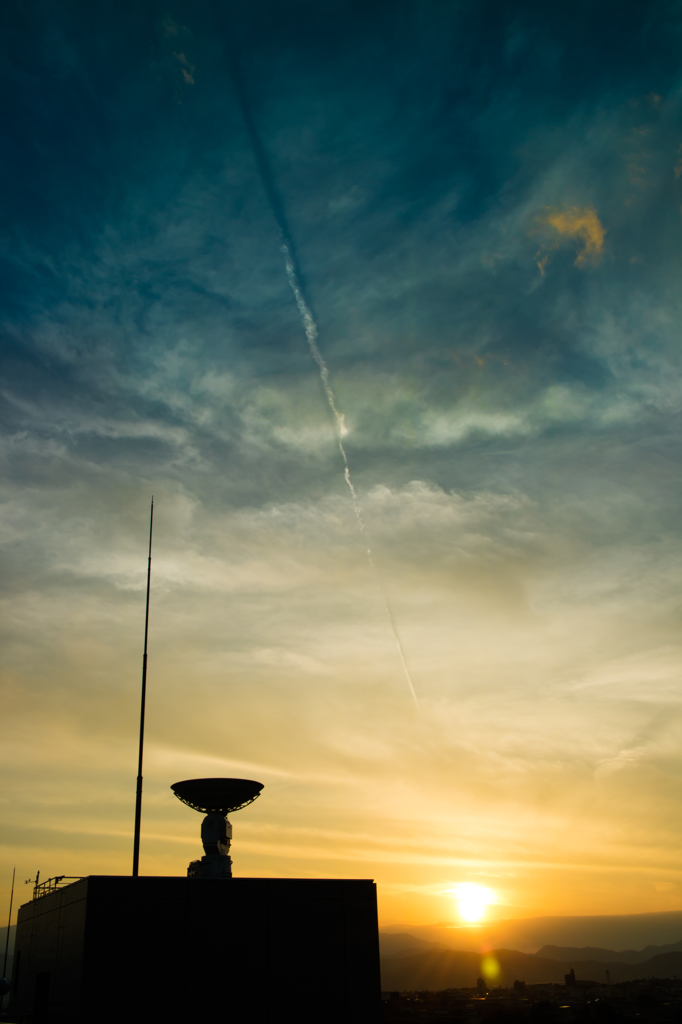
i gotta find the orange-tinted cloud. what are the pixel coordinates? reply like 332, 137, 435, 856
173, 52, 195, 85
535, 206, 605, 273
545, 207, 605, 264
535, 243, 558, 277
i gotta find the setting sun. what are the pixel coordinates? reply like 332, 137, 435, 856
452, 883, 496, 924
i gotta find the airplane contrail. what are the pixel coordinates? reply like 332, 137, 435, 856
280, 239, 419, 709
223, 32, 419, 708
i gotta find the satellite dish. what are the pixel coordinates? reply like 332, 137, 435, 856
171, 777, 263, 816
171, 778, 264, 879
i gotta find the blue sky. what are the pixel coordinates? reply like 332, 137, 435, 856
3, 0, 682, 927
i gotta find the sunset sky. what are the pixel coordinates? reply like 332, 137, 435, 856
3, 0, 682, 931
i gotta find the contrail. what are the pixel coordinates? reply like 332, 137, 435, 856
223, 30, 419, 708
280, 240, 419, 709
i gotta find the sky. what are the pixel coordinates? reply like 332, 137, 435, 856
3, 0, 682, 933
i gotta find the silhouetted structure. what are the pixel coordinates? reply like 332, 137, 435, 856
171, 777, 263, 879
565, 967, 576, 987
8, 875, 380, 1023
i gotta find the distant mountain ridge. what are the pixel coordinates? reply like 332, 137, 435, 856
537, 940, 682, 964
381, 918, 682, 990
382, 911, 682, 956
380, 932, 448, 959
380, 946, 682, 991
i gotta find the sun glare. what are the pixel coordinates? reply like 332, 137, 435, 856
452, 883, 496, 924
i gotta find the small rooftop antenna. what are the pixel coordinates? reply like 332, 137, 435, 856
3, 867, 14, 972
1, 866, 15, 1001
132, 496, 154, 877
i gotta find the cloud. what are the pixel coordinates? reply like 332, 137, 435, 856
5, 0, 682, 927
595, 746, 646, 778
162, 16, 179, 38
535, 206, 605, 272
173, 52, 195, 85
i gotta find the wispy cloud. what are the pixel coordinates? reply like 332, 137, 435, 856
535, 206, 605, 272
173, 52, 195, 85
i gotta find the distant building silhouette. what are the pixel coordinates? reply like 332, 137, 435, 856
565, 968, 576, 987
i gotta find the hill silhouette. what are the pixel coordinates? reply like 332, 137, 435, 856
537, 939, 682, 964
382, 912, 682, 955
380, 946, 682, 990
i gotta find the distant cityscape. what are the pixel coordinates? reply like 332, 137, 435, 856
382, 978, 682, 1023
378, 928, 682, 1021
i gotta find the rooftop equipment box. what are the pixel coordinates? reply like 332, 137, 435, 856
9, 875, 380, 1024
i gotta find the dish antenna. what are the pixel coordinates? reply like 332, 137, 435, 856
171, 778, 263, 878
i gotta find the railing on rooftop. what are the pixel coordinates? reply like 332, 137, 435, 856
32, 876, 83, 901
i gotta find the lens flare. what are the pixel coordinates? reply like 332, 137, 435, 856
452, 882, 496, 923
481, 954, 500, 980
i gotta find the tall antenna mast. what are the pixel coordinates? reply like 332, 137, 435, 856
132, 497, 154, 877
2, 866, 15, 982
